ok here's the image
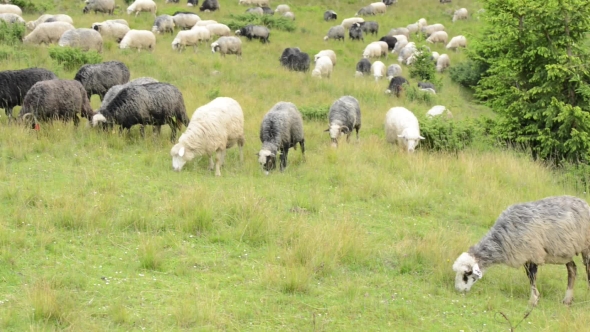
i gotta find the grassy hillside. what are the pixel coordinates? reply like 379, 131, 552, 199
1, 0, 588, 330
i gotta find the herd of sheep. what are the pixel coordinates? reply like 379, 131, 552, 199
3, 0, 590, 308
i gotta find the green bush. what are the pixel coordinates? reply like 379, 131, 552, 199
10, 0, 53, 13
48, 46, 102, 71
226, 14, 296, 32
0, 21, 25, 45
0, 44, 28, 61
299, 105, 329, 121
449, 60, 487, 89
405, 85, 434, 105
419, 116, 482, 153
409, 46, 440, 86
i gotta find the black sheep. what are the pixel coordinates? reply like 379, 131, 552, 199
0, 67, 57, 121
74, 61, 130, 101
379, 36, 397, 51
355, 59, 371, 76
199, 0, 219, 12
323, 10, 337, 21
279, 48, 310, 72
387, 76, 409, 97
187, 0, 199, 6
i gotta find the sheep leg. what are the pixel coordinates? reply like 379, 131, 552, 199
300, 139, 306, 161
208, 156, 214, 171
5, 106, 14, 122
582, 251, 590, 288
214, 150, 223, 176
238, 137, 245, 162
355, 127, 360, 141
279, 146, 288, 172
524, 262, 539, 306
563, 261, 577, 305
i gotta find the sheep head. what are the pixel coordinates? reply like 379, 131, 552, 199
170, 144, 192, 172
257, 149, 276, 175
452, 252, 483, 292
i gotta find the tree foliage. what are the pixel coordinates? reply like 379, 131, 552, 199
472, 0, 590, 164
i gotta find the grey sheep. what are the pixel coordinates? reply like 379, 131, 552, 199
97, 77, 159, 116
83, 0, 115, 14
91, 83, 189, 141
324, 10, 337, 21
257, 102, 305, 174
75, 61, 131, 101
325, 96, 361, 147
152, 15, 175, 35
453, 195, 590, 306
211, 36, 242, 57
199, 0, 219, 12
349, 22, 364, 41
58, 28, 103, 52
355, 58, 371, 77
18, 79, 94, 127
261, 6, 274, 15
279, 47, 310, 72
246, 7, 263, 15
324, 25, 345, 41
360, 21, 379, 35
386, 64, 402, 80
417, 82, 435, 91
356, 5, 375, 16
0, 68, 57, 121
235, 24, 270, 43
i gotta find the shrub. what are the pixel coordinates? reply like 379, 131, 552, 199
48, 46, 102, 71
409, 46, 440, 87
405, 85, 434, 105
449, 60, 487, 88
0, 44, 28, 61
226, 14, 296, 32
419, 116, 482, 153
0, 21, 25, 45
10, 0, 53, 13
299, 105, 329, 121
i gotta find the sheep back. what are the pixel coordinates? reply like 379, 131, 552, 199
0, 68, 57, 118
75, 61, 130, 100
23, 21, 75, 45
259, 101, 304, 152
58, 28, 103, 52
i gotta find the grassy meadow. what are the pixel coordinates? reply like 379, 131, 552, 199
1, 0, 590, 330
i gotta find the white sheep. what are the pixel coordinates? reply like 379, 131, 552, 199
172, 28, 210, 52
453, 8, 468, 22
391, 35, 408, 53
170, 97, 245, 175
388, 27, 409, 39
0, 13, 24, 24
426, 30, 448, 44
58, 28, 103, 52
173, 13, 201, 30
386, 64, 402, 80
436, 54, 450, 72
0, 4, 21, 16
205, 23, 231, 37
119, 30, 156, 52
363, 42, 382, 59
371, 61, 385, 81
23, 22, 75, 45
397, 42, 417, 64
384, 107, 424, 153
406, 23, 419, 34
426, 105, 452, 118
92, 21, 130, 42
127, 0, 157, 17
341, 17, 364, 30
417, 18, 427, 29
312, 56, 333, 78
446, 35, 467, 50
275, 4, 290, 14
421, 23, 445, 37
194, 20, 218, 27
282, 11, 295, 20
314, 50, 336, 67
26, 14, 73, 31
431, 51, 440, 62
211, 36, 242, 57
369, 2, 387, 14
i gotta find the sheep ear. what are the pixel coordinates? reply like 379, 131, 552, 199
472, 264, 483, 279
324, 128, 330, 132
419, 135, 425, 140
179, 147, 185, 157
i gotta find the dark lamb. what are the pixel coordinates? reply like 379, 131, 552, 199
74, 61, 130, 101
355, 59, 371, 75
279, 48, 310, 72
323, 10, 337, 21
200, 0, 219, 12
0, 68, 57, 121
379, 36, 397, 51
18, 79, 94, 127
388, 76, 409, 97
94, 83, 189, 141
349, 23, 364, 41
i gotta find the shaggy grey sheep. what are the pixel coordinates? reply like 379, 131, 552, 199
280, 48, 310, 72
385, 76, 408, 97
170, 97, 245, 175
74, 61, 131, 101
235, 24, 270, 43
258, 102, 305, 174
379, 36, 397, 51
18, 79, 94, 127
356, 5, 375, 16
152, 15, 175, 35
0, 68, 57, 121
58, 28, 103, 52
324, 25, 345, 41
326, 96, 361, 148
261, 6, 274, 15
386, 64, 402, 80
199, 0, 219, 12
383, 0, 396, 5
453, 195, 590, 306
349, 22, 364, 41
83, 0, 115, 14
355, 58, 371, 77
324, 10, 337, 21
359, 21, 379, 35
211, 36, 242, 57
92, 83, 189, 141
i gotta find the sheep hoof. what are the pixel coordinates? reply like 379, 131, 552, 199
562, 297, 573, 305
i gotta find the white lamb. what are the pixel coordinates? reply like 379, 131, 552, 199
363, 42, 382, 59
127, 0, 157, 17
0, 4, 21, 16
205, 23, 231, 37
421, 23, 445, 37
436, 54, 450, 72
314, 50, 337, 66
275, 4, 290, 14
170, 97, 245, 176
384, 107, 424, 153
453, 8, 468, 22
172, 28, 210, 52
92, 21, 130, 42
369, 2, 386, 14
312, 56, 333, 78
446, 35, 467, 50
371, 61, 385, 81
119, 30, 156, 52
417, 18, 427, 29
23, 21, 75, 45
341, 17, 364, 30
426, 30, 448, 44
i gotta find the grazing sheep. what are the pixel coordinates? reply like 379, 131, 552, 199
371, 61, 386, 81
452, 196, 590, 306
312, 56, 333, 78
239, 0, 269, 6
436, 54, 450, 72
58, 28, 103, 52
417, 18, 427, 28
426, 30, 448, 44
282, 11, 295, 20
406, 23, 419, 34
26, 14, 73, 31
418, 82, 436, 91
258, 102, 305, 174
187, 0, 198, 6
356, 5, 375, 17
92, 21, 130, 42
18, 80, 94, 127
426, 105, 452, 118
358, 21, 379, 36
92, 83, 189, 141
211, 36, 242, 57
324, 25, 345, 41
355, 58, 371, 77
384, 107, 424, 152
324, 10, 337, 21
386, 64, 402, 80
206, 23, 231, 37
172, 13, 201, 29
152, 15, 175, 35
119, 30, 156, 52
398, 42, 417, 64
391, 35, 408, 53
199, 0, 219, 12
75, 61, 130, 101
363, 42, 382, 59
194, 20, 217, 26
83, 0, 115, 14
280, 48, 310, 72
246, 7, 263, 15
236, 25, 270, 43
127, 0, 157, 17
349, 22, 364, 41
170, 97, 245, 175
385, 76, 408, 97
421, 23, 445, 37
314, 50, 336, 67
383, 0, 396, 5
172, 28, 210, 51
326, 96, 361, 148
260, 6, 274, 15
431, 51, 440, 62
23, 22, 75, 45
0, 4, 21, 16
370, 2, 387, 13
446, 35, 467, 50
97, 77, 158, 117
453, 8, 468, 22
341, 17, 364, 30
0, 13, 24, 24
275, 4, 289, 13
388, 27, 409, 39
0, 68, 57, 121
379, 35, 397, 51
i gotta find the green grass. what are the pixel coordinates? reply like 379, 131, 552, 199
1, 0, 589, 330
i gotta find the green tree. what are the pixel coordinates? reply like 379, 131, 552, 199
473, 0, 590, 163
